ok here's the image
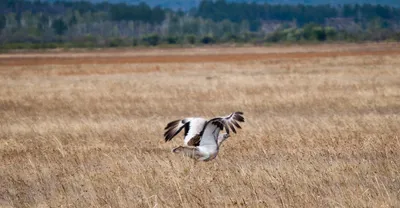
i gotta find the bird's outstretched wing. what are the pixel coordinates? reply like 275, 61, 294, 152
218, 111, 245, 134
196, 112, 244, 147
164, 119, 186, 142
164, 117, 207, 143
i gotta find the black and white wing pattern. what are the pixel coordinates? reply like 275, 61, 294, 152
195, 111, 244, 148
164, 117, 207, 146
215, 111, 245, 135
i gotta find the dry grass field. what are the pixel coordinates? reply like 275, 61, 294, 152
1, 43, 400, 207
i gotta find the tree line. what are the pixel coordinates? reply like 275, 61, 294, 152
1, 0, 400, 50
196, 1, 400, 25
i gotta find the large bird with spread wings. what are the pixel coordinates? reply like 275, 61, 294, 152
164, 112, 244, 161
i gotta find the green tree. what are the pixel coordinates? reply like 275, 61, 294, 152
37, 14, 49, 32
52, 18, 68, 35
150, 6, 166, 24
108, 38, 124, 47
325, 27, 337, 40
110, 2, 165, 24
302, 24, 335, 41
201, 35, 215, 44
303, 23, 321, 40
0, 15, 6, 32
185, 34, 196, 44
392, 32, 400, 41
313, 26, 327, 41
166, 36, 179, 44
68, 15, 77, 26
15, 12, 21, 27
132, 38, 139, 46
182, 19, 200, 35
142, 34, 160, 46
283, 28, 300, 42
249, 20, 261, 32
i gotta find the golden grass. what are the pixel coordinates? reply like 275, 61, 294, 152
0, 44, 399, 207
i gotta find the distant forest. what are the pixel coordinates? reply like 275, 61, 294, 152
1, 0, 400, 50
41, 0, 400, 11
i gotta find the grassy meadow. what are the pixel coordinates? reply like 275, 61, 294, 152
0, 43, 400, 207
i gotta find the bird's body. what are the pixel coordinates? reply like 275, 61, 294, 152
164, 112, 244, 161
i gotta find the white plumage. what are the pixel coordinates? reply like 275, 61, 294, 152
164, 117, 207, 146
164, 112, 244, 161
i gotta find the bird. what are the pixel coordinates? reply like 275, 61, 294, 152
164, 112, 244, 146
164, 112, 244, 161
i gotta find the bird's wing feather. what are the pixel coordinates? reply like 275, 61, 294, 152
164, 118, 191, 142
219, 111, 245, 134
187, 134, 201, 146
164, 117, 207, 144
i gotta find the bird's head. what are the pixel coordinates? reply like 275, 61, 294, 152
217, 133, 230, 146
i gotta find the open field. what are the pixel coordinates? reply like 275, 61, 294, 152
1, 43, 400, 207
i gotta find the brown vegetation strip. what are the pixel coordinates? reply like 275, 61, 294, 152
1, 49, 400, 66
